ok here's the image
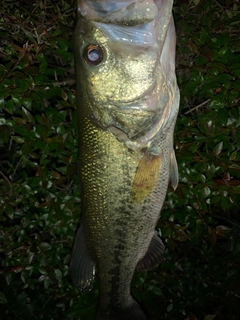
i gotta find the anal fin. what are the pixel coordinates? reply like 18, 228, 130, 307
70, 223, 96, 292
136, 232, 165, 272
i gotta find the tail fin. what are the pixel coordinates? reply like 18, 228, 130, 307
96, 300, 148, 320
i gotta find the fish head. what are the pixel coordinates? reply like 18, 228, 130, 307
74, 0, 177, 150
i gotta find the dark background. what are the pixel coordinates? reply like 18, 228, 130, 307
0, 0, 240, 319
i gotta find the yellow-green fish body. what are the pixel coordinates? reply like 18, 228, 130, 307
71, 1, 179, 319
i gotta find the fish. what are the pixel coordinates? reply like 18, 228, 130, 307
70, 0, 180, 319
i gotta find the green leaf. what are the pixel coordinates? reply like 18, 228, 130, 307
65, 303, 85, 318
213, 141, 223, 156
229, 150, 237, 160
21, 271, 29, 284
44, 276, 51, 289
5, 99, 14, 113
167, 303, 173, 312
134, 275, 146, 288
22, 107, 34, 123
201, 46, 214, 61
54, 269, 62, 282
0, 90, 4, 107
57, 39, 68, 51
12, 135, 25, 143
38, 267, 47, 275
13, 117, 26, 125
22, 98, 32, 109
0, 65, 8, 81
229, 164, 240, 171
0, 118, 6, 125
151, 286, 164, 296
0, 292, 7, 304
202, 186, 211, 198
39, 242, 51, 250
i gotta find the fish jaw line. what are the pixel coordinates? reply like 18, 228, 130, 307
105, 81, 160, 111
105, 86, 179, 152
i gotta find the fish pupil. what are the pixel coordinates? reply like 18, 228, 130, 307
88, 49, 99, 61
84, 45, 103, 66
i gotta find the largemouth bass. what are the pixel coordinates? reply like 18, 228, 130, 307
71, 1, 179, 319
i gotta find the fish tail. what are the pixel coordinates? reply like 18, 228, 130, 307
96, 300, 148, 320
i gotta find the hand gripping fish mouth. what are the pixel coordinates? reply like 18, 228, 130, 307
78, 0, 159, 25
71, 1, 179, 319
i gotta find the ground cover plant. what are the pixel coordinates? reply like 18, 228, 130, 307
0, 0, 240, 319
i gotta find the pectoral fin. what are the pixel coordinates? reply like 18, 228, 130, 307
169, 150, 178, 190
131, 152, 163, 203
136, 232, 165, 272
70, 223, 96, 292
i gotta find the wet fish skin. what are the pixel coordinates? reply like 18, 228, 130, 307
71, 1, 179, 319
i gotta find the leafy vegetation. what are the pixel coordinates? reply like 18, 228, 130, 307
0, 0, 240, 319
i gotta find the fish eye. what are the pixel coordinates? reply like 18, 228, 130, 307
83, 45, 103, 66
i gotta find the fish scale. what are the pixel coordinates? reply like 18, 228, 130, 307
71, 0, 179, 319
80, 115, 144, 307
